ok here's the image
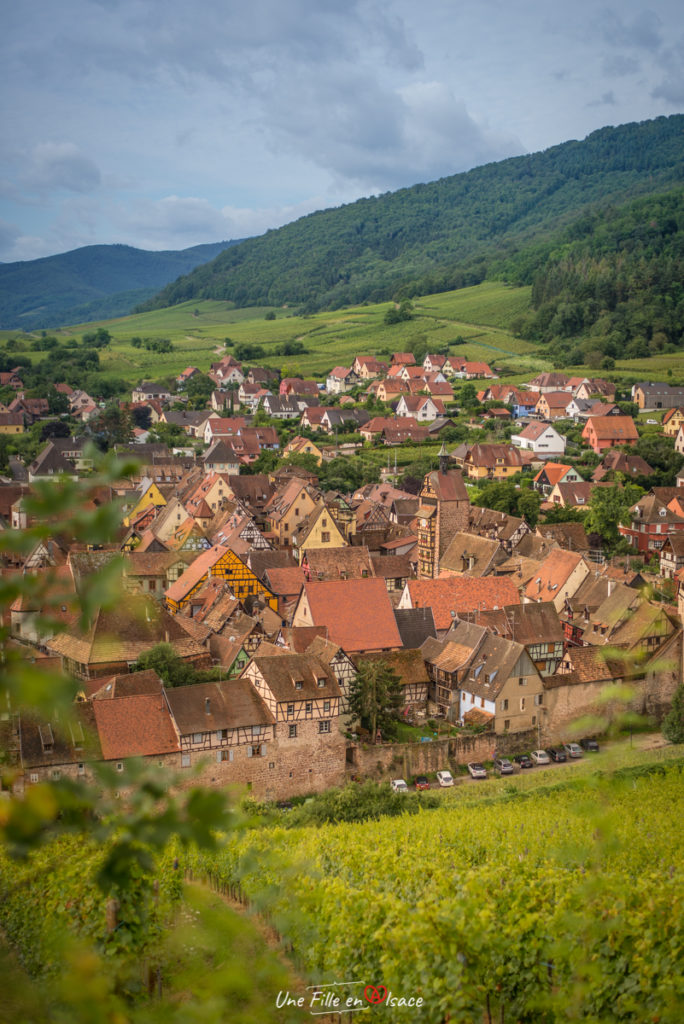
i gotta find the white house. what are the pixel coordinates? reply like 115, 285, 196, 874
395, 394, 444, 422
511, 421, 566, 457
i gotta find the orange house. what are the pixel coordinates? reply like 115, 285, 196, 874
582, 416, 638, 454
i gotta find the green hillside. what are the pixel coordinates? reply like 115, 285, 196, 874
0, 240, 239, 331
142, 115, 684, 315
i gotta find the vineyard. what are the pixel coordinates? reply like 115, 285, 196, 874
183, 764, 684, 1023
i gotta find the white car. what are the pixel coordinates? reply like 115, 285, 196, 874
390, 778, 409, 793
646, 418, 658, 424
467, 762, 487, 779
435, 770, 454, 787
531, 749, 550, 765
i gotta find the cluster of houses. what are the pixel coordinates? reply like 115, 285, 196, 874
3, 349, 684, 800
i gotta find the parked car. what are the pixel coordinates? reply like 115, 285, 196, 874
513, 754, 533, 769
548, 747, 567, 762
467, 762, 487, 779
494, 757, 514, 775
414, 775, 430, 790
564, 743, 583, 759
646, 418, 658, 424
435, 770, 454, 787
390, 779, 409, 793
580, 737, 600, 752
531, 749, 550, 765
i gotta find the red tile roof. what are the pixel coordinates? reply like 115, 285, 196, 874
406, 576, 520, 629
300, 578, 402, 652
92, 693, 180, 759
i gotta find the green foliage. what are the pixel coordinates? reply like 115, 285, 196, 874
586, 480, 644, 549
284, 781, 438, 827
348, 659, 405, 742
662, 684, 684, 744
185, 766, 684, 1023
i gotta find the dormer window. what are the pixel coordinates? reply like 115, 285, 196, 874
317, 677, 327, 688
39, 723, 54, 753
659, 509, 667, 517
295, 680, 303, 690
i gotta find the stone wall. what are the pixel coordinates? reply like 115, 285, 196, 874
347, 727, 537, 780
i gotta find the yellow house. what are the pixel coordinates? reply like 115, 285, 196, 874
291, 503, 347, 564
264, 479, 318, 547
283, 435, 324, 466
123, 480, 168, 527
663, 408, 684, 437
165, 544, 277, 613
0, 412, 24, 434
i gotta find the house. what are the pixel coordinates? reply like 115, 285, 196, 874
176, 366, 201, 388
452, 361, 495, 380
416, 455, 470, 578
528, 372, 570, 393
533, 462, 583, 496
524, 549, 590, 611
534, 391, 571, 421
292, 577, 402, 654
582, 416, 639, 454
548, 480, 601, 509
239, 651, 346, 794
352, 356, 389, 379
161, 409, 214, 437
0, 371, 24, 389
291, 504, 348, 563
478, 601, 565, 676
439, 532, 504, 577
360, 416, 421, 441
10, 703, 101, 790
299, 407, 328, 431
663, 408, 684, 438
659, 535, 684, 579
301, 545, 374, 582
202, 440, 241, 475
47, 596, 209, 682
633, 382, 684, 410
131, 382, 172, 403
0, 412, 24, 434
165, 544, 278, 614
592, 452, 654, 482
618, 492, 684, 554
511, 421, 566, 456
320, 408, 369, 434
375, 378, 408, 403
676, 426, 684, 456
399, 575, 521, 634
262, 395, 312, 419
202, 416, 247, 445
280, 378, 319, 398
283, 436, 324, 465
326, 367, 360, 394
8, 396, 49, 424
423, 620, 545, 732
457, 443, 528, 481
264, 479, 318, 547
571, 379, 616, 402
395, 395, 445, 422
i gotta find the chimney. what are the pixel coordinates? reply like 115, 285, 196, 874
205, 697, 211, 715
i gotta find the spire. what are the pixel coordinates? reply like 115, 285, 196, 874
438, 441, 449, 474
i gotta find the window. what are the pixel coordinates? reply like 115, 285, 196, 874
286, 703, 295, 718
534, 693, 544, 706
321, 532, 330, 543
29, 773, 39, 783
323, 701, 330, 713
295, 680, 303, 690
504, 720, 510, 732
247, 744, 267, 757
192, 732, 203, 744
520, 697, 526, 711
500, 699, 508, 711
289, 724, 297, 738
181, 753, 191, 768
78, 763, 85, 776
519, 677, 526, 686
216, 749, 233, 762
318, 720, 331, 734
317, 678, 326, 688
116, 762, 124, 773
305, 701, 313, 717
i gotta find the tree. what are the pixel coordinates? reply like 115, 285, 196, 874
517, 489, 541, 528
586, 481, 643, 549
662, 683, 684, 744
134, 643, 199, 687
348, 659, 404, 743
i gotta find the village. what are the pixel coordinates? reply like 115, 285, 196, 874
2, 350, 684, 801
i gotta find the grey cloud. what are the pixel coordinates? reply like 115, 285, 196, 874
595, 8, 663, 53
587, 90, 617, 107
29, 143, 101, 194
602, 54, 640, 76
652, 39, 684, 104
0, 219, 20, 256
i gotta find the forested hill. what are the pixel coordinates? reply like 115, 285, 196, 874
495, 189, 684, 365
140, 115, 684, 315
0, 240, 238, 330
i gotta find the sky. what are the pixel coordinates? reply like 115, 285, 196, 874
1, 0, 683, 263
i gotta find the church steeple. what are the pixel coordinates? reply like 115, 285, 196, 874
438, 441, 449, 475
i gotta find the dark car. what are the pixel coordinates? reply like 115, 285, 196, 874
494, 757, 514, 775
513, 754, 533, 769
547, 747, 567, 762
414, 775, 430, 790
580, 737, 600, 752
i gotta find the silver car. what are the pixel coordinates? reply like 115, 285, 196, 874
467, 762, 487, 779
564, 743, 583, 759
531, 749, 550, 765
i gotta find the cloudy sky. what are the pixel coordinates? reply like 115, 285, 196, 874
1, 0, 682, 262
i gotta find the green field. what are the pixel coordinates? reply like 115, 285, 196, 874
1, 282, 539, 386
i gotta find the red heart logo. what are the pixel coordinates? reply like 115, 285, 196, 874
364, 985, 388, 1004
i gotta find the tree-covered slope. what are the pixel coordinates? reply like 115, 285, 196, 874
498, 189, 684, 363
141, 115, 684, 314
0, 240, 239, 330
